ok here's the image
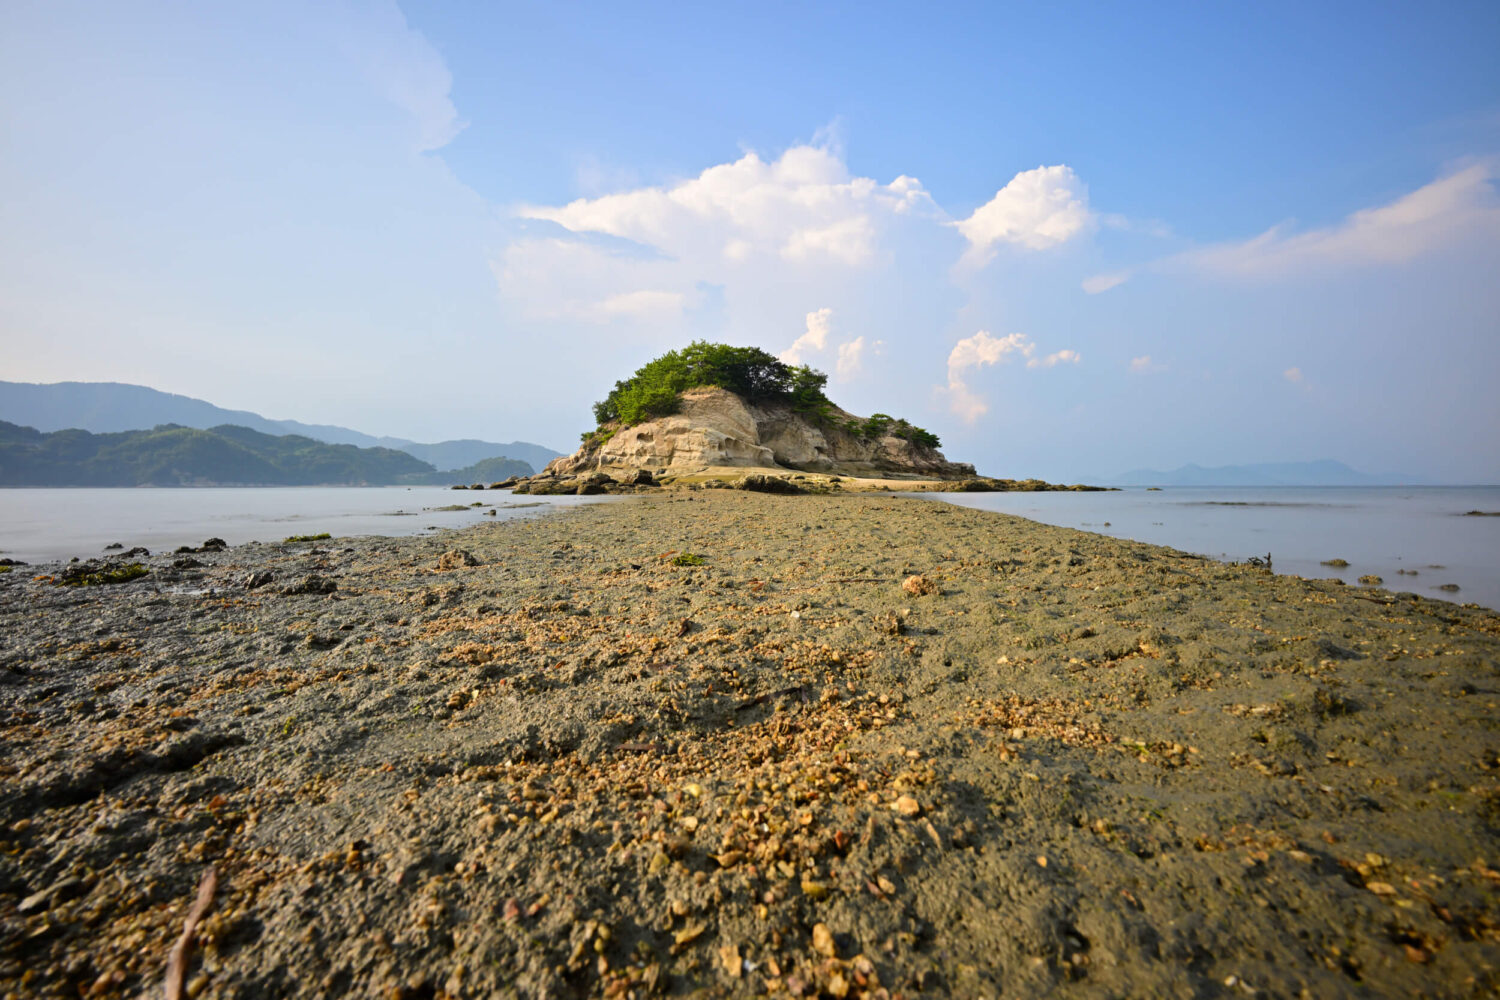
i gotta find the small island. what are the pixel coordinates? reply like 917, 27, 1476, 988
514, 342, 1106, 494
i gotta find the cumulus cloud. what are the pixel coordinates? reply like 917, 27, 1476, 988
942, 331, 1063, 422
1129, 355, 1163, 374
781, 308, 833, 365
948, 331, 1032, 374
1180, 163, 1500, 278
956, 165, 1091, 264
836, 336, 879, 380
782, 216, 878, 266
499, 144, 956, 335
945, 332, 1010, 422
519, 145, 937, 270
1283, 366, 1303, 383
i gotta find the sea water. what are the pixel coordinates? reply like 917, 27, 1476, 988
3, 484, 1496, 612
0, 486, 615, 564
916, 486, 1500, 612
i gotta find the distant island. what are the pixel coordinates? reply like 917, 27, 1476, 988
0, 380, 562, 472
0, 420, 532, 487
1107, 459, 1436, 487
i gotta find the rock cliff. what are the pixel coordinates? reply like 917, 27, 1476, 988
543, 387, 974, 480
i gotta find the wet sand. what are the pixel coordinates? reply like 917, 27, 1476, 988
2, 491, 1498, 998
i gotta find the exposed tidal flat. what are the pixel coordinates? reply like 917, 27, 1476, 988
2, 492, 1499, 998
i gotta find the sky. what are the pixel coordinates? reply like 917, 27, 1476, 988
2, 1, 1498, 481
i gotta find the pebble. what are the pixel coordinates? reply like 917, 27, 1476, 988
811, 922, 836, 958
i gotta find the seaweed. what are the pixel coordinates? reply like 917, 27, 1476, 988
57, 562, 149, 587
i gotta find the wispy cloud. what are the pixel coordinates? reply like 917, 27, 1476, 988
1185, 164, 1500, 277
1082, 271, 1129, 295
338, 1, 465, 152
1027, 348, 1081, 369
1096, 164, 1500, 293
1129, 355, 1164, 374
1283, 366, 1303, 383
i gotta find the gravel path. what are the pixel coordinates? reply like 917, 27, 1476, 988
2, 492, 1498, 998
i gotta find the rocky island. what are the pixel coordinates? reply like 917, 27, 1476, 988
509, 343, 1100, 495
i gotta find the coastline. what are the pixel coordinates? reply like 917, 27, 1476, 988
2, 492, 1498, 997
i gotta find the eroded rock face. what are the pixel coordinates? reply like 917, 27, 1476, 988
544, 387, 974, 479
581, 389, 776, 472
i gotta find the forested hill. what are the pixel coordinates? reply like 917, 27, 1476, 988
0, 380, 562, 472
0, 421, 532, 486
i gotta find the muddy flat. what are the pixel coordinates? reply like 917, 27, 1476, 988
2, 492, 1498, 998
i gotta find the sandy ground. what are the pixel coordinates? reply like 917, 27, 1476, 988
1, 491, 1498, 999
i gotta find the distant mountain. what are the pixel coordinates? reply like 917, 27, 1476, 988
0, 420, 419, 486
0, 381, 561, 472
1107, 460, 1435, 487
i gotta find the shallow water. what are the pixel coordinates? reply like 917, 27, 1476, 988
916, 485, 1500, 611
0, 486, 613, 564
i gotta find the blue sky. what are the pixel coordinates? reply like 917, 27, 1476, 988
2, 1, 1498, 480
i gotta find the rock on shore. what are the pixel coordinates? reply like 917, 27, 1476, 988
1, 494, 1498, 998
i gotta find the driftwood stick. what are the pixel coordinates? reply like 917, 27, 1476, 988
164, 867, 218, 1000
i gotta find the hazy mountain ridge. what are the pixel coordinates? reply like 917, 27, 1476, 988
0, 381, 561, 472
0, 420, 532, 487
1107, 459, 1436, 486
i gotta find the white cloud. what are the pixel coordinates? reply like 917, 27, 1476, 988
1283, 366, 1303, 383
1088, 166, 1499, 293
942, 331, 1029, 422
948, 330, 1032, 373
1129, 355, 1163, 374
956, 165, 1091, 264
1180, 163, 1500, 278
1082, 271, 1129, 294
1027, 348, 1081, 369
781, 308, 833, 365
782, 215, 878, 266
836, 336, 879, 380
337, 1, 465, 152
519, 145, 937, 270
500, 144, 953, 334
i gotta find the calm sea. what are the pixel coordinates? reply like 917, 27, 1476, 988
916, 486, 1500, 612
3, 485, 1496, 612
0, 487, 613, 564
